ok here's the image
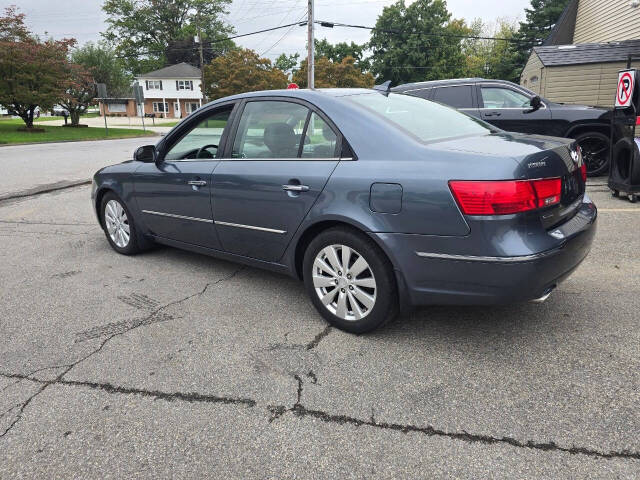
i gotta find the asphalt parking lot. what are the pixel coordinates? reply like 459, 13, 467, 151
1, 140, 639, 478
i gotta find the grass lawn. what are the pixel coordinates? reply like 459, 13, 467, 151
0, 121, 155, 145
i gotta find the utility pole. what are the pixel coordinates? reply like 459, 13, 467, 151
196, 17, 206, 103
307, 0, 314, 89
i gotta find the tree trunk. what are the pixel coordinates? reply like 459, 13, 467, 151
70, 110, 80, 126
20, 107, 35, 128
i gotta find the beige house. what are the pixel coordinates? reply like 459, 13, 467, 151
521, 0, 640, 107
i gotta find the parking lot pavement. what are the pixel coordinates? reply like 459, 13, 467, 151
0, 182, 639, 478
0, 137, 160, 200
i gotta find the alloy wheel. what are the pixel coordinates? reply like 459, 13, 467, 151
104, 199, 130, 248
312, 244, 377, 321
578, 135, 609, 175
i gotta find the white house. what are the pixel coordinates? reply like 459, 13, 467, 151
135, 62, 204, 118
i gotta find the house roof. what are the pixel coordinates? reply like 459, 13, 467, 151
543, 0, 579, 46
533, 40, 640, 67
137, 62, 201, 79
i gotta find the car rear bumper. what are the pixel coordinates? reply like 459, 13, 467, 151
372, 197, 597, 306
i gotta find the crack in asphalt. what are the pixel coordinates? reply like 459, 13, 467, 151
0, 267, 245, 438
1, 369, 639, 460
0, 373, 255, 407
267, 375, 640, 461
306, 325, 332, 350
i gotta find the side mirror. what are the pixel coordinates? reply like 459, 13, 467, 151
134, 145, 157, 163
529, 95, 542, 111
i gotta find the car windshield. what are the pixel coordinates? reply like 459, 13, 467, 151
349, 92, 494, 143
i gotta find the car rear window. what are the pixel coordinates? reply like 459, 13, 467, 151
349, 93, 493, 143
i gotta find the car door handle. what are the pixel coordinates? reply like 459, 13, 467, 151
282, 184, 309, 192
188, 180, 207, 186
484, 111, 502, 117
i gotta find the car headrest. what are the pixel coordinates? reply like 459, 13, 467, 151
263, 123, 297, 156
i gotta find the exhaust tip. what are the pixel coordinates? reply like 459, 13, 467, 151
531, 286, 556, 303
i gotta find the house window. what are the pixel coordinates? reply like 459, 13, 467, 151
108, 102, 127, 113
176, 80, 194, 91
186, 102, 200, 114
146, 80, 162, 90
153, 102, 169, 113
530, 76, 539, 86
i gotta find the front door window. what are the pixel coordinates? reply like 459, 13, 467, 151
165, 107, 232, 160
481, 87, 531, 109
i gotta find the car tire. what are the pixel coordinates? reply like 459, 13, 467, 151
303, 227, 398, 334
100, 192, 142, 255
575, 131, 610, 177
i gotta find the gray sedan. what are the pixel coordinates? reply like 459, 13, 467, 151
92, 88, 596, 333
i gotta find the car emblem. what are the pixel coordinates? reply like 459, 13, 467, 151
528, 160, 547, 168
570, 149, 580, 164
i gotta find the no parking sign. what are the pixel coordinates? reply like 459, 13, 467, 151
615, 69, 636, 108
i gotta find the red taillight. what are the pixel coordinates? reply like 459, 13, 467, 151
636, 116, 640, 126
580, 162, 587, 182
449, 178, 562, 215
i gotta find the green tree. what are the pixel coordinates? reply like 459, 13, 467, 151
72, 42, 131, 97
514, 0, 571, 69
293, 56, 375, 89
368, 0, 468, 85
102, 0, 234, 74
203, 48, 288, 100
314, 39, 370, 72
0, 7, 72, 129
274, 52, 300, 77
462, 18, 521, 82
59, 63, 95, 126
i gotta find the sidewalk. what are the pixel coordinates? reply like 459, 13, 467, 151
46, 116, 178, 135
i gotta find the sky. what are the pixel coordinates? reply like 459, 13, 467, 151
2, 0, 532, 60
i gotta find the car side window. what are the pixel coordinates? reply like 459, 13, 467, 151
432, 86, 474, 108
301, 113, 338, 158
232, 101, 309, 159
408, 88, 432, 100
164, 107, 232, 161
481, 87, 531, 109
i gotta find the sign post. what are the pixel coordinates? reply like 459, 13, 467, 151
133, 82, 145, 132
96, 83, 108, 136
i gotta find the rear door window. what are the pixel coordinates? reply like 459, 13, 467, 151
301, 113, 338, 158
432, 85, 474, 108
231, 101, 309, 159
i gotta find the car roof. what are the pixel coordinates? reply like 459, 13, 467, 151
206, 88, 376, 106
392, 78, 516, 92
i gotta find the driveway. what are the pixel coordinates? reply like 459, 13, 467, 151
0, 142, 638, 477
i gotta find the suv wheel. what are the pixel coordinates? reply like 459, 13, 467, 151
575, 131, 610, 177
303, 227, 398, 334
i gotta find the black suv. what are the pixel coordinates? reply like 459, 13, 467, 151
392, 78, 614, 176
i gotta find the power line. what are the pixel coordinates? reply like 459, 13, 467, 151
260, 12, 308, 57
315, 20, 536, 45
115, 21, 308, 59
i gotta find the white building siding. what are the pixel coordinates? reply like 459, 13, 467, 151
138, 78, 203, 99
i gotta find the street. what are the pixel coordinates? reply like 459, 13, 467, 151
0, 138, 639, 478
